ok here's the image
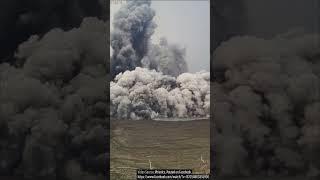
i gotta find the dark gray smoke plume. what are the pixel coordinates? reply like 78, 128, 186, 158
110, 1, 188, 77
0, 17, 108, 179
213, 31, 320, 176
110, 0, 156, 76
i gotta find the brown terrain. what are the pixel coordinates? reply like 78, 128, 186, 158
110, 119, 210, 179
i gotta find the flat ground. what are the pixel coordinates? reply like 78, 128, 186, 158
110, 119, 210, 179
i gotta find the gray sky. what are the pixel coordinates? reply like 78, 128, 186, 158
111, 0, 210, 73
244, 0, 318, 38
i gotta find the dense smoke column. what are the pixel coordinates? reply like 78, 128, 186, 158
110, 1, 188, 78
0, 1, 109, 179
0, 0, 106, 64
110, 0, 156, 77
0, 17, 108, 179
212, 33, 320, 176
212, 1, 320, 176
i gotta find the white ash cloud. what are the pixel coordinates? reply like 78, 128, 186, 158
213, 31, 320, 176
110, 1, 188, 77
111, 67, 210, 120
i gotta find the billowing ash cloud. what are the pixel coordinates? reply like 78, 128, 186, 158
142, 37, 188, 77
110, 67, 210, 120
110, 1, 188, 77
213, 31, 320, 176
0, 17, 108, 179
109, 0, 200, 120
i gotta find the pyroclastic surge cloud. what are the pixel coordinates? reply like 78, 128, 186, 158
0, 17, 108, 179
110, 1, 209, 120
213, 31, 320, 176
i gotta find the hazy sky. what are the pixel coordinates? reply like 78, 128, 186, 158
111, 0, 210, 73
244, 0, 318, 38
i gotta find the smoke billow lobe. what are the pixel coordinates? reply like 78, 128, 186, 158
213, 31, 320, 176
0, 17, 108, 179
111, 67, 210, 120
110, 1, 188, 78
110, 1, 156, 77
142, 38, 188, 77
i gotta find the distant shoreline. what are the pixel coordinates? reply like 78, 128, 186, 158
110, 117, 210, 122
153, 117, 209, 121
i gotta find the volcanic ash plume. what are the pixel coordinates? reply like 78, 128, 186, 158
0, 17, 108, 178
110, 1, 188, 77
142, 37, 188, 77
213, 32, 320, 176
110, 67, 210, 120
